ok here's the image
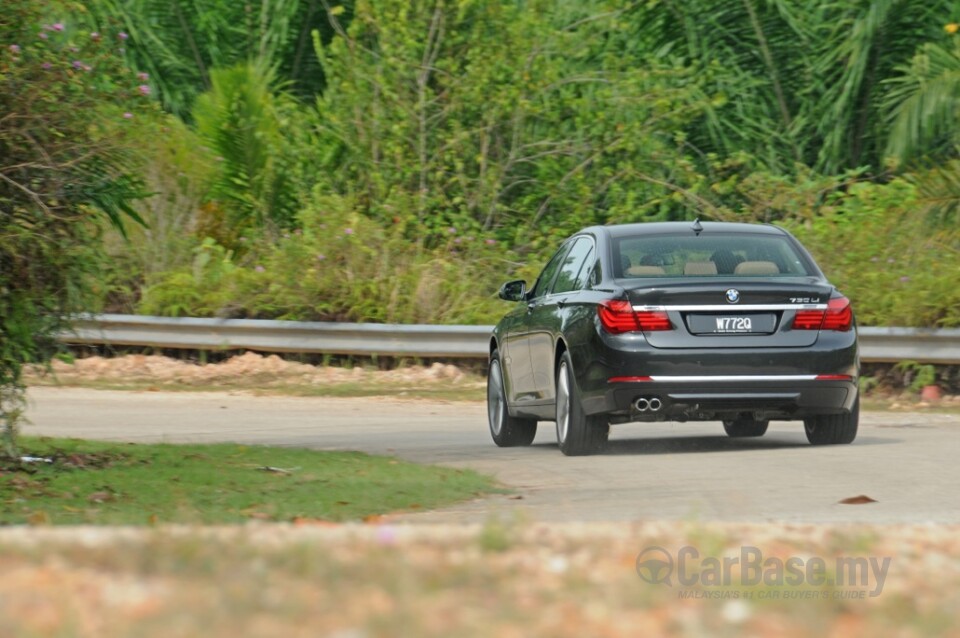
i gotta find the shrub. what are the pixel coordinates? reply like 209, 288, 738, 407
787, 179, 960, 327
140, 194, 515, 324
1, 0, 152, 455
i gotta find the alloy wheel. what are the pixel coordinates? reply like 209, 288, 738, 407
488, 360, 505, 436
556, 362, 571, 443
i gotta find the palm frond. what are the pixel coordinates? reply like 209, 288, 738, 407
905, 156, 960, 223
884, 40, 960, 162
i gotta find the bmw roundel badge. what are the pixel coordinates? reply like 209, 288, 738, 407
725, 289, 740, 304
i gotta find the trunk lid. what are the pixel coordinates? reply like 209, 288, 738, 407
624, 278, 834, 348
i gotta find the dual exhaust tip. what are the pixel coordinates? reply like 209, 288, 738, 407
634, 397, 663, 413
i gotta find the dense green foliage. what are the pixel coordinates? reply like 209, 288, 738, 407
3, 1, 960, 447
0, 0, 153, 454
97, 0, 959, 327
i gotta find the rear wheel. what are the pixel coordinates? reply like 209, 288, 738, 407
804, 396, 859, 445
723, 418, 769, 438
487, 351, 537, 447
555, 351, 608, 456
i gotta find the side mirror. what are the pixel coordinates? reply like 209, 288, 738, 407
498, 279, 527, 302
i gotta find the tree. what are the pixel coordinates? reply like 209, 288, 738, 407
89, 0, 350, 118
0, 0, 149, 457
625, 0, 956, 175
311, 0, 709, 245
192, 62, 303, 239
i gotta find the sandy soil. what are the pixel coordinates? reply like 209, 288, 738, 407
27, 353, 481, 393
0, 521, 957, 637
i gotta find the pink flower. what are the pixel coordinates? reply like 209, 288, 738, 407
137, 71, 148, 81
316, 254, 326, 261
255, 265, 265, 273
52, 23, 64, 32
90, 32, 100, 41
344, 228, 354, 235
72, 60, 83, 70
485, 238, 496, 245
448, 226, 457, 234
375, 525, 398, 546
41, 62, 52, 70
9, 44, 20, 54
38, 33, 48, 40
137, 84, 151, 96
118, 32, 128, 40
122, 112, 133, 119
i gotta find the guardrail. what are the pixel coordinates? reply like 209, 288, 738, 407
58, 314, 960, 364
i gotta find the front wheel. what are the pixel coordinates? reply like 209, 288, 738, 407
487, 351, 537, 447
804, 396, 859, 445
555, 351, 608, 456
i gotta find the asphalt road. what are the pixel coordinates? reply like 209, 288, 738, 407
24, 387, 960, 524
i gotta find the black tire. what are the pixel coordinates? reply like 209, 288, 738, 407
555, 351, 609, 456
804, 395, 859, 445
487, 351, 537, 447
722, 418, 769, 438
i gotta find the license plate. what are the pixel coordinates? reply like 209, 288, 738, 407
686, 313, 776, 335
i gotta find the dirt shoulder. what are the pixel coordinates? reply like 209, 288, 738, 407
26, 353, 486, 401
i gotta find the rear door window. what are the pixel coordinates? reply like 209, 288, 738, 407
529, 243, 572, 299
552, 237, 595, 294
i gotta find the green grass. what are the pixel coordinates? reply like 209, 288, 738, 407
0, 437, 497, 525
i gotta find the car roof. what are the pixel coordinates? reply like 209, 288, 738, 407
582, 221, 789, 239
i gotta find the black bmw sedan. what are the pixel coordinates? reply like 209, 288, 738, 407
487, 221, 859, 456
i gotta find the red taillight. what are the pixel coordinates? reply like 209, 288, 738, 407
821, 297, 853, 331
598, 301, 672, 333
792, 309, 824, 330
598, 300, 638, 333
635, 311, 672, 331
791, 296, 853, 332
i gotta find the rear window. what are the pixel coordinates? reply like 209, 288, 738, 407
612, 233, 814, 278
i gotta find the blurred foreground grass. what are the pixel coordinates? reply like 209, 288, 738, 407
0, 520, 956, 637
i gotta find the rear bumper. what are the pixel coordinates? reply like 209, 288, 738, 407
569, 320, 859, 422
592, 375, 857, 422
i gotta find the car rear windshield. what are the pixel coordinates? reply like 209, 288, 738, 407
612, 233, 815, 278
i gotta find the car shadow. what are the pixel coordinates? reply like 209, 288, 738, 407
531, 433, 898, 455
